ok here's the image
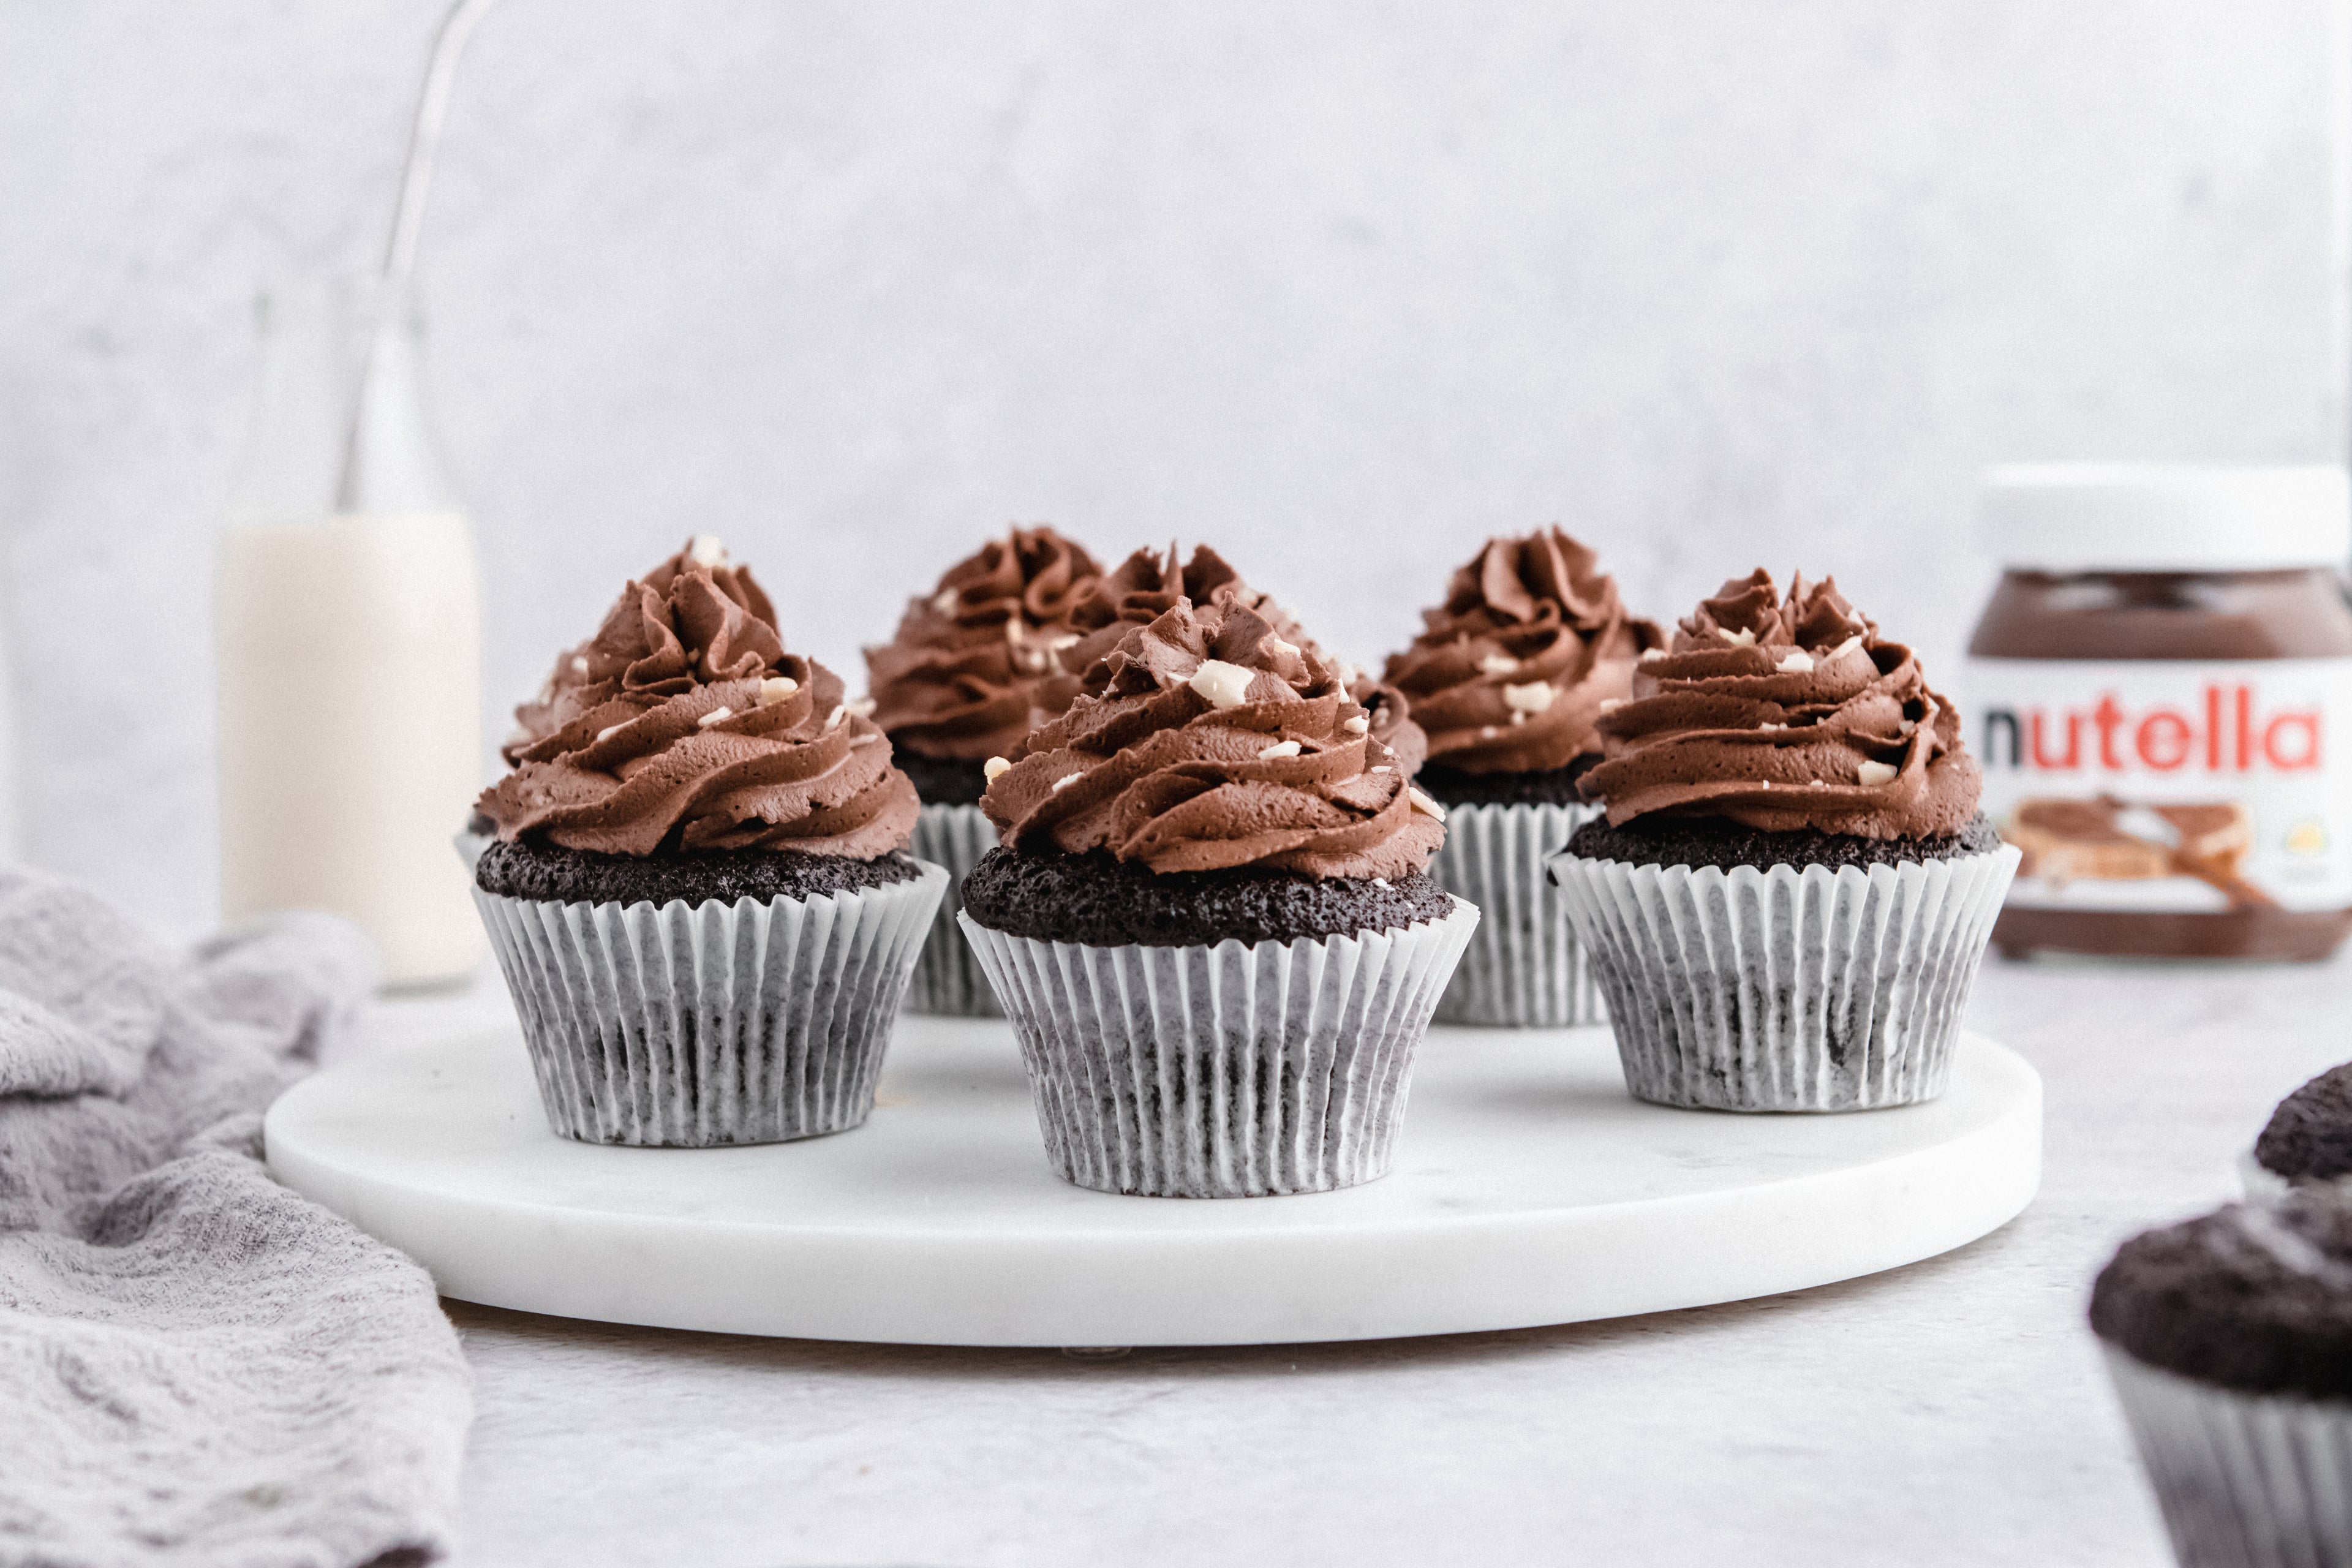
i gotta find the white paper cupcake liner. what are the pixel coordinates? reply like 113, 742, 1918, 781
904, 803, 1003, 1018
2105, 1346, 2352, 1567
1548, 843, 2020, 1112
473, 861, 948, 1147
959, 898, 1480, 1197
1430, 801, 1604, 1028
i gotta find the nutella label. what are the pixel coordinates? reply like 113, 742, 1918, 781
1961, 657, 2352, 913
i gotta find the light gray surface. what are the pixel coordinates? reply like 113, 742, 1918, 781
366, 949, 2352, 1567
4, 0, 2348, 937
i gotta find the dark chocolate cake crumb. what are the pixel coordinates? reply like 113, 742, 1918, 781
889, 746, 990, 808
464, 810, 496, 837
1417, 756, 1596, 809
1561, 810, 2003, 872
2090, 1191, 2352, 1398
2256, 1065, 2352, 1182
477, 838, 921, 907
960, 848, 1456, 948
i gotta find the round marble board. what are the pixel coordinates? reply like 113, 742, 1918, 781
265, 1016, 2041, 1347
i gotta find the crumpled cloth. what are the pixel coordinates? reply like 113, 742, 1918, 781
0, 868, 471, 1567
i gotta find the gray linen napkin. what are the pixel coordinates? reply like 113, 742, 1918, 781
0, 867, 472, 1568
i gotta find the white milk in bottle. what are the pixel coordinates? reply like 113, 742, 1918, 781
217, 287, 486, 986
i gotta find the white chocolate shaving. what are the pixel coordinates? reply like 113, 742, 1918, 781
758, 676, 800, 706
571, 656, 590, 676
984, 756, 1012, 782
1479, 654, 1518, 676
1638, 648, 1666, 663
1856, 760, 1899, 787
1598, 698, 1623, 713
1775, 650, 1815, 674
1258, 741, 1302, 759
1831, 633, 1864, 658
1759, 722, 1786, 731
1502, 681, 1556, 714
1264, 637, 1299, 658
1408, 787, 1447, 821
595, 724, 624, 743
932, 588, 959, 614
1720, 627, 1757, 647
1051, 771, 1082, 793
1343, 715, 1370, 735
1371, 765, 1393, 774
696, 706, 732, 728
687, 535, 727, 567
1189, 660, 1256, 708
846, 697, 876, 718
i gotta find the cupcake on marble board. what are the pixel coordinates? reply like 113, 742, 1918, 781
1549, 569, 2019, 1111
863, 527, 1104, 1016
472, 537, 946, 1147
2092, 1192, 2352, 1567
2245, 1064, 2352, 1200
956, 587, 1479, 1197
1382, 527, 1662, 1027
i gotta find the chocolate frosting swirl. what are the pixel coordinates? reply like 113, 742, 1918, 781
1579, 568, 1981, 839
481, 540, 918, 858
1058, 544, 1305, 675
1383, 528, 1662, 775
982, 595, 1445, 878
1057, 543, 1431, 777
863, 527, 1103, 760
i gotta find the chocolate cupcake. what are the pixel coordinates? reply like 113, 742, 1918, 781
1548, 570, 2019, 1110
2092, 1193, 2352, 1567
2246, 1065, 2352, 1200
1382, 528, 1661, 1027
473, 538, 946, 1146
957, 589, 1479, 1197
864, 527, 1102, 1016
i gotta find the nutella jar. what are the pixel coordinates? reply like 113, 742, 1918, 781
1964, 465, 2352, 960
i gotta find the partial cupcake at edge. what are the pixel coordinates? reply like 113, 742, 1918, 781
956, 576, 1479, 1198
1382, 526, 1661, 1027
2091, 1189, 2352, 1568
2244, 1063, 2352, 1199
864, 527, 1103, 1016
472, 537, 946, 1147
1549, 568, 2020, 1112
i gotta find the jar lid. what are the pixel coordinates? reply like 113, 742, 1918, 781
1981, 463, 2351, 571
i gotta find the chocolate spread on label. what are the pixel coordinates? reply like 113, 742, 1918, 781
1966, 568, 2352, 959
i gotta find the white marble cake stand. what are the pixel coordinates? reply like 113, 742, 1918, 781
265, 1017, 2041, 1348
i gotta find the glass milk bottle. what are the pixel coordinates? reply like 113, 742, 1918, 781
216, 284, 486, 986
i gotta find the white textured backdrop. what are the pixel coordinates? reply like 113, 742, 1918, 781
2, 1, 2346, 935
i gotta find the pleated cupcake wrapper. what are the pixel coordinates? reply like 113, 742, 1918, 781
473, 861, 948, 1147
2105, 1346, 2352, 1568
1547, 844, 2020, 1112
904, 804, 1003, 1018
959, 899, 1480, 1198
1430, 801, 1605, 1028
